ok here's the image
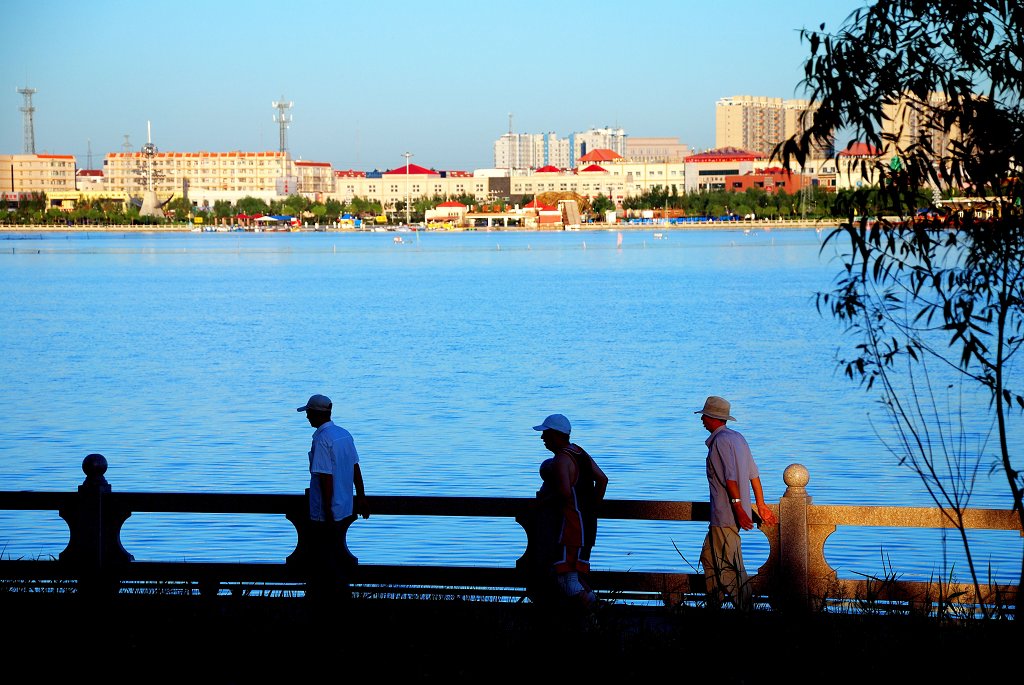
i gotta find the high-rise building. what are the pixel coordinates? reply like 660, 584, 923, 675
493, 127, 627, 170
880, 91, 962, 166
716, 96, 830, 158
493, 132, 567, 171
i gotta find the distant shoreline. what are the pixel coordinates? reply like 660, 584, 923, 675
0, 219, 837, 234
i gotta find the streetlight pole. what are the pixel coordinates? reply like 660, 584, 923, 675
402, 151, 413, 226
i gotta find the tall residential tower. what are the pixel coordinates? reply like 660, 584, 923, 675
716, 96, 830, 158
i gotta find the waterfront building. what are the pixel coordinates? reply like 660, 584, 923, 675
0, 153, 78, 211
294, 160, 335, 199
715, 96, 831, 158
683, 147, 766, 192
102, 150, 290, 200
327, 164, 490, 209
725, 166, 812, 194
1, 153, 77, 194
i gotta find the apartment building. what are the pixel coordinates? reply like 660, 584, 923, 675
716, 96, 830, 158
103, 150, 290, 196
881, 91, 963, 169
493, 127, 627, 170
0, 153, 77, 193
493, 132, 566, 171
294, 161, 335, 197
624, 137, 691, 163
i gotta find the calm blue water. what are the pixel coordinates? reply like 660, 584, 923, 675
1, 228, 1021, 584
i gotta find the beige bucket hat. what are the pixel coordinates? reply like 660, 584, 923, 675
694, 396, 736, 421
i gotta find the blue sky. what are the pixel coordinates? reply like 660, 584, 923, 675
2, 0, 865, 171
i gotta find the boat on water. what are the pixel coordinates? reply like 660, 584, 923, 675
393, 236, 404, 244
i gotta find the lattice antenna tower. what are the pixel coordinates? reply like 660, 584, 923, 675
122, 134, 133, 153
18, 87, 37, 154
272, 97, 293, 154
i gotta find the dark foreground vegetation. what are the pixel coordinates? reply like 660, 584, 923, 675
3, 591, 1018, 684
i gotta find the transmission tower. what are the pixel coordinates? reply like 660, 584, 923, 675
18, 87, 37, 154
272, 97, 293, 154
122, 134, 133, 153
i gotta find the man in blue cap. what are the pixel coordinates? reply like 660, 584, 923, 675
297, 393, 369, 603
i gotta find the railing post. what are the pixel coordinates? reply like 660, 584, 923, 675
286, 488, 359, 580
58, 454, 133, 596
778, 463, 811, 612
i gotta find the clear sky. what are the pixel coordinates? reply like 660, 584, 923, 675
2, 0, 865, 172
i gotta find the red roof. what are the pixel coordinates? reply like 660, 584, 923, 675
685, 147, 765, 162
535, 165, 561, 173
839, 142, 881, 157
524, 200, 556, 210
580, 164, 608, 173
579, 148, 623, 162
335, 169, 367, 178
437, 201, 466, 208
294, 161, 331, 167
383, 163, 440, 176
77, 169, 103, 177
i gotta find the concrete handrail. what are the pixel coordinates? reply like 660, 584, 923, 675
1, 456, 1019, 613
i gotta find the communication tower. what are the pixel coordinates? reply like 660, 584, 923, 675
18, 87, 37, 154
272, 97, 293, 154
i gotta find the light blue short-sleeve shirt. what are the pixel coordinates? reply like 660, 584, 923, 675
705, 425, 759, 527
308, 421, 360, 521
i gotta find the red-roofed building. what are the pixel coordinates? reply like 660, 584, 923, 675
383, 163, 440, 176
0, 153, 78, 196
425, 200, 469, 227
535, 165, 562, 173
579, 164, 609, 173
579, 148, 624, 164
838, 142, 881, 158
523, 199, 556, 211
76, 168, 105, 192
834, 141, 895, 190
683, 147, 767, 192
294, 160, 334, 195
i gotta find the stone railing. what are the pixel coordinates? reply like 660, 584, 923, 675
0, 456, 1019, 613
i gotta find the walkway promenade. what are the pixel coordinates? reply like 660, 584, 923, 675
2, 455, 1020, 681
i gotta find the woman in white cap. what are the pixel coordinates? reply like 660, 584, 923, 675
528, 413, 608, 610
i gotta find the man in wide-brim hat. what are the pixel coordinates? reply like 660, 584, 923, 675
695, 395, 777, 611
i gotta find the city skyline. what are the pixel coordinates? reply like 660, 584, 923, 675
3, 0, 864, 171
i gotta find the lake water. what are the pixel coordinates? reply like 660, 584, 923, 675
1, 227, 1021, 585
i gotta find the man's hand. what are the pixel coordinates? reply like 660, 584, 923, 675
355, 493, 370, 519
733, 501, 754, 530
756, 502, 778, 525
